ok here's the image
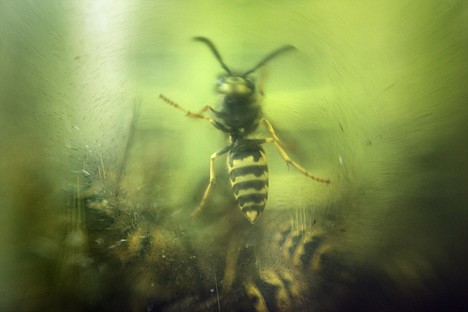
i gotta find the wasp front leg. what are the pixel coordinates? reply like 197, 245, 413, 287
159, 94, 216, 123
191, 145, 232, 219
262, 118, 330, 184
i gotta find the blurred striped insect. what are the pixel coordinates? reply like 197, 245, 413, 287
160, 37, 330, 224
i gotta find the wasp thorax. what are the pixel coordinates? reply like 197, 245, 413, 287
217, 76, 255, 96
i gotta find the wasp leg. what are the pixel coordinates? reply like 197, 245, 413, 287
261, 118, 331, 184
159, 95, 232, 133
191, 145, 232, 219
197, 105, 214, 114
159, 94, 215, 123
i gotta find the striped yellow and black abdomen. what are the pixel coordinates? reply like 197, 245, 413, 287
227, 141, 269, 224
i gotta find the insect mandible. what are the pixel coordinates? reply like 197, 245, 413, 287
159, 36, 330, 224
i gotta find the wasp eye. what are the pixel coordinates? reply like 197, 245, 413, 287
246, 79, 255, 90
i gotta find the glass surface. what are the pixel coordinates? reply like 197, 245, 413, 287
1, 1, 467, 311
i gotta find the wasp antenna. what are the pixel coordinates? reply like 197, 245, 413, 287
243, 45, 296, 76
193, 36, 232, 75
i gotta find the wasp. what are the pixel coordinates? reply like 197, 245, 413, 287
160, 37, 330, 224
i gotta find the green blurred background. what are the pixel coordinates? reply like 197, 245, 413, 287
1, 0, 467, 310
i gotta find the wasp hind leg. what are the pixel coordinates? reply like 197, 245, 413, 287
261, 118, 330, 184
191, 145, 231, 219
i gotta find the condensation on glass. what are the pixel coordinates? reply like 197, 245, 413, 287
0, 1, 467, 311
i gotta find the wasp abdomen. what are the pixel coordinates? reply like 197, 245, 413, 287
228, 143, 269, 224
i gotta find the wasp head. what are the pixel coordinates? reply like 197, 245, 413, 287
194, 36, 296, 96
216, 75, 255, 97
